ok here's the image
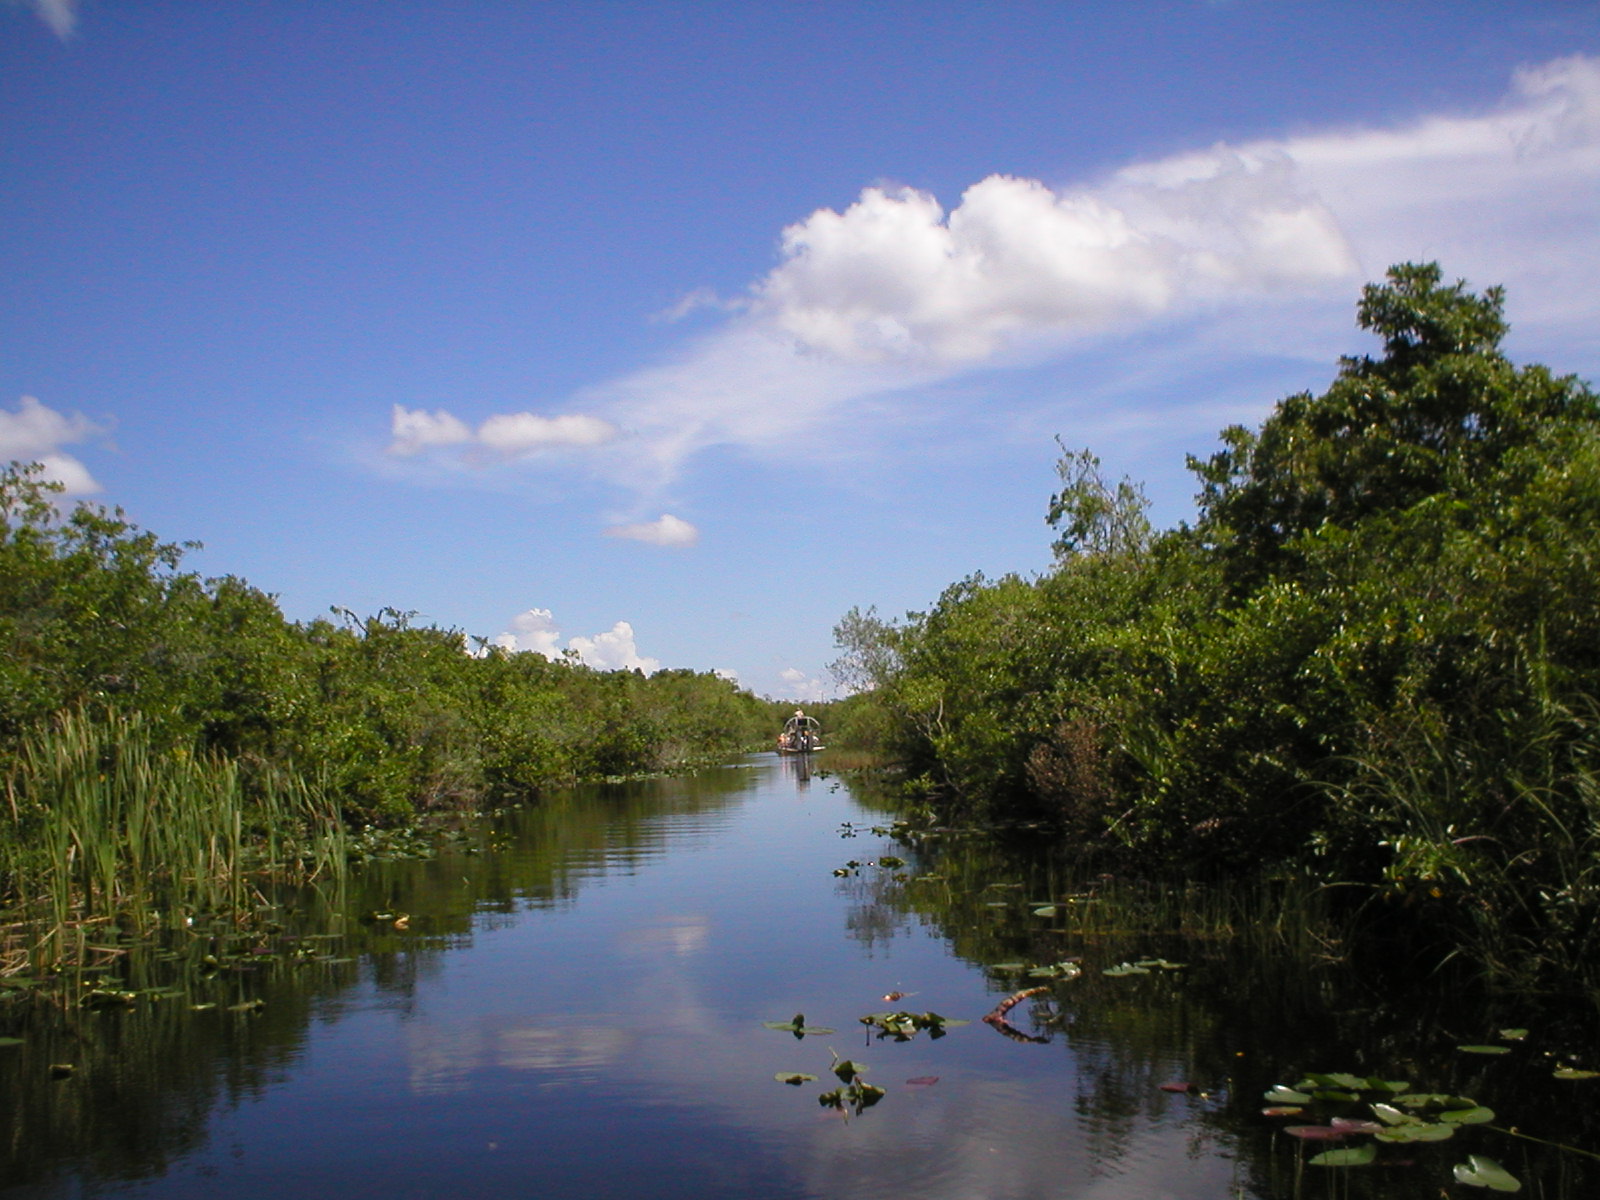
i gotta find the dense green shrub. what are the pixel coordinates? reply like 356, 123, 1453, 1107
838, 264, 1600, 984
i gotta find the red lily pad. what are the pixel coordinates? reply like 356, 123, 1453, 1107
1285, 1125, 1350, 1141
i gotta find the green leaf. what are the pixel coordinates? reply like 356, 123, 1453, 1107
1031, 906, 1058, 918
1440, 1106, 1495, 1125
0, 1036, 24, 1047
1457, 1044, 1512, 1055
1376, 1122, 1455, 1143
1370, 1103, 1415, 1126
1313, 1090, 1360, 1103
1553, 1066, 1600, 1080
1310, 1144, 1377, 1167
1265, 1086, 1313, 1104
1372, 1079, 1410, 1093
1453, 1155, 1522, 1192
1498, 1028, 1528, 1041
774, 1072, 818, 1085
1393, 1092, 1459, 1108
988, 962, 1026, 972
1318, 1072, 1367, 1090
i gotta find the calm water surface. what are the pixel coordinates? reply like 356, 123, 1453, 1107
3, 755, 1596, 1199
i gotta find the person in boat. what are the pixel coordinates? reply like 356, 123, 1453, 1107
782, 709, 817, 753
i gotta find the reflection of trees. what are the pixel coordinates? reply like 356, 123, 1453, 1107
0, 768, 753, 1192
851, 824, 1600, 1199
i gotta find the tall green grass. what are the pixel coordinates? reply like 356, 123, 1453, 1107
2, 708, 346, 962
1329, 662, 1600, 989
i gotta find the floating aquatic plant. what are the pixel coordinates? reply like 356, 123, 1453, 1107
858, 1010, 970, 1041
1455, 1155, 1523, 1191
762, 1013, 835, 1037
818, 1053, 884, 1117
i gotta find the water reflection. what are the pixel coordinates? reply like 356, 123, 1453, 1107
1, 757, 1595, 1200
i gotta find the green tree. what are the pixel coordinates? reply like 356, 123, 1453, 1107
1190, 262, 1599, 584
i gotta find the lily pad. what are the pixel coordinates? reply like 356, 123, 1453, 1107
988, 962, 1026, 972
1498, 1028, 1528, 1041
1376, 1121, 1455, 1143
1330, 1117, 1382, 1134
1370, 1103, 1417, 1126
1364, 1078, 1411, 1094
1393, 1092, 1463, 1109
1303, 1071, 1365, 1089
1553, 1066, 1600, 1080
1102, 963, 1150, 977
832, 1058, 867, 1083
1440, 1106, 1495, 1125
1262, 1106, 1305, 1117
0, 1037, 23, 1048
1453, 1155, 1522, 1192
1310, 1143, 1377, 1167
762, 1019, 835, 1036
1265, 1085, 1313, 1104
1031, 906, 1058, 918
1284, 1125, 1348, 1141
774, 1072, 818, 1085
1457, 1044, 1512, 1055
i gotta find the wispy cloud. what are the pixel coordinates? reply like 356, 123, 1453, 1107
384, 55, 1600, 517
1, 395, 105, 496
603, 514, 699, 548
777, 666, 832, 703
20, 0, 77, 39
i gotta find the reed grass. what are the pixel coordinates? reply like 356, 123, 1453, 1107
2, 708, 346, 964
1330, 661, 1600, 989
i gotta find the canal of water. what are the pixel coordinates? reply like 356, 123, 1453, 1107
2, 754, 1596, 1199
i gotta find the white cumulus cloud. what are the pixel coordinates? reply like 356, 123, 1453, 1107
387, 405, 472, 456
487, 608, 660, 674
490, 607, 564, 660
603, 513, 699, 548
1, 395, 105, 496
386, 404, 618, 461
755, 166, 1351, 365
567, 621, 659, 674
478, 412, 618, 455
383, 55, 1600, 521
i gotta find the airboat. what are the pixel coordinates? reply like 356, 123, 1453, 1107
777, 710, 823, 754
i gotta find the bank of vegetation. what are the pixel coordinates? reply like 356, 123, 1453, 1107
0, 472, 785, 944
834, 264, 1600, 991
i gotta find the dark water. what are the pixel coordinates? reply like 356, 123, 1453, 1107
2, 755, 1596, 1199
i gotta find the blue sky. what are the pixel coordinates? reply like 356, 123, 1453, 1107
5, 2, 1600, 699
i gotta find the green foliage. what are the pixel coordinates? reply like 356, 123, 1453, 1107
1046, 440, 1152, 561
838, 264, 1600, 987
0, 461, 778, 922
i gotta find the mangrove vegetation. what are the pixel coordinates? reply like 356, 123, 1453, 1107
0, 468, 786, 947
833, 263, 1600, 994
